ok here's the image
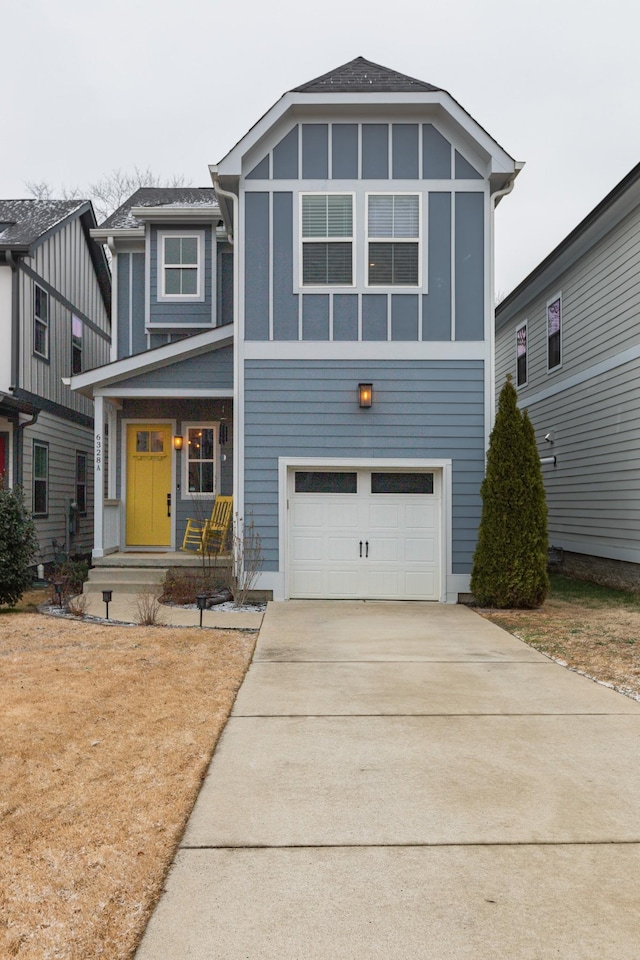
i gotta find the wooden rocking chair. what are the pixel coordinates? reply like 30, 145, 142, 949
181, 495, 233, 554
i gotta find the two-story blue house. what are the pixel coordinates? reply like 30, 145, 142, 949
72, 57, 520, 602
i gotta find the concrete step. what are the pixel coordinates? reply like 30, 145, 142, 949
83, 567, 168, 596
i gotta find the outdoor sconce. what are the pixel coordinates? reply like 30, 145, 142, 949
102, 589, 113, 619
358, 383, 373, 408
173, 435, 184, 451
196, 593, 208, 628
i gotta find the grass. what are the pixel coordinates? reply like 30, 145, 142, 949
479, 574, 640, 700
0, 596, 257, 959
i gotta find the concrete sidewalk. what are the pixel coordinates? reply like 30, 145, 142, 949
135, 601, 640, 959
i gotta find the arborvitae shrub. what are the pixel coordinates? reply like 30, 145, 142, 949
471, 377, 549, 608
0, 484, 38, 607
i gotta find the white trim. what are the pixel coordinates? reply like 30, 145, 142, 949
517, 341, 640, 410
128, 252, 134, 357
121, 418, 177, 550
277, 456, 453, 602
157, 229, 205, 302
244, 340, 486, 361
93, 396, 105, 558
96, 387, 233, 398
130, 205, 219, 222
146, 323, 218, 330
181, 421, 220, 500
546, 290, 563, 374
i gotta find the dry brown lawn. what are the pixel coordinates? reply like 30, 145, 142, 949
0, 590, 256, 959
478, 579, 640, 701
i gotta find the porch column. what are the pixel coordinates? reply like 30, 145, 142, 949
93, 394, 105, 558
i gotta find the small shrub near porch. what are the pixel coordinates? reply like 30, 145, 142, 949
0, 484, 38, 608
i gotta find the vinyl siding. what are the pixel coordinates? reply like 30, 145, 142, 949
244, 359, 485, 573
114, 344, 233, 391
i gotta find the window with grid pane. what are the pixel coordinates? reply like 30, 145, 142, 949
33, 442, 48, 515
301, 194, 353, 285
161, 233, 201, 298
34, 285, 49, 358
367, 194, 420, 286
186, 425, 216, 496
516, 322, 527, 386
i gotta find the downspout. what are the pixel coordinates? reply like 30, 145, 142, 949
209, 167, 241, 546
15, 409, 40, 487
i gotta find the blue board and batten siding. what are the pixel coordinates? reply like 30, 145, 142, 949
244, 360, 485, 573
149, 226, 214, 325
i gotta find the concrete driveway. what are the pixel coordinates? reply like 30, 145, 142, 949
135, 601, 640, 959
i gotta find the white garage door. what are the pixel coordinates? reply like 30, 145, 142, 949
288, 468, 441, 600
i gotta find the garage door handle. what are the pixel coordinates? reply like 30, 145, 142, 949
365, 540, 369, 558
359, 540, 362, 557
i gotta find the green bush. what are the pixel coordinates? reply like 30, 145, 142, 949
471, 377, 549, 608
0, 484, 38, 607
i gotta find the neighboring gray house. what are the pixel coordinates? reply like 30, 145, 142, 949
71, 57, 520, 602
495, 160, 640, 588
0, 200, 111, 563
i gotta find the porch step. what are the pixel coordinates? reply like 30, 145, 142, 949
83, 566, 168, 596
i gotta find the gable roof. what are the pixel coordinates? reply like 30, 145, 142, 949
100, 187, 218, 230
0, 199, 89, 249
292, 56, 441, 94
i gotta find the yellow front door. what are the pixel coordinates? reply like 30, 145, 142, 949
126, 424, 172, 546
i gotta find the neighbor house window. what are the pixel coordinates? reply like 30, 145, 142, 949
367, 194, 420, 286
33, 441, 48, 516
75, 452, 87, 515
159, 231, 204, 299
184, 424, 217, 497
72, 315, 83, 374
34, 285, 49, 359
301, 194, 353, 285
547, 294, 562, 370
516, 322, 527, 386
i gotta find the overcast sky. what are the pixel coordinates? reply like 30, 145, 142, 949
2, 0, 639, 295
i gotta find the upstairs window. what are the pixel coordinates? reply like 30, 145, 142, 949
547, 294, 562, 370
301, 194, 353, 286
159, 231, 204, 300
516, 322, 527, 386
367, 194, 420, 286
34, 285, 49, 359
72, 315, 83, 374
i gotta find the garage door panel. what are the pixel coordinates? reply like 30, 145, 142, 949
368, 503, 401, 528
405, 503, 437, 529
405, 537, 436, 563
327, 569, 361, 596
291, 536, 324, 561
292, 502, 325, 527
328, 537, 359, 561
405, 571, 437, 598
368, 536, 400, 562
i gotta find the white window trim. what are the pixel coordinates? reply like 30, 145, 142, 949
546, 291, 563, 374
157, 229, 205, 302
181, 421, 220, 500
34, 284, 49, 360
298, 192, 356, 290
516, 319, 528, 387
365, 191, 422, 289
33, 440, 49, 516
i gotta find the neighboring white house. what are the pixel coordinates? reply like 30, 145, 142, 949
0, 200, 111, 563
496, 160, 640, 589
71, 57, 520, 602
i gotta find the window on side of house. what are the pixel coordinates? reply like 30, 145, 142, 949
367, 194, 420, 286
34, 285, 49, 359
72, 315, 83, 374
301, 194, 353, 286
516, 322, 527, 386
184, 424, 217, 498
547, 295, 562, 370
160, 232, 203, 299
75, 452, 87, 515
33, 441, 48, 516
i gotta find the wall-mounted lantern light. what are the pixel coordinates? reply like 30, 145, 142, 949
173, 435, 184, 451
358, 383, 373, 408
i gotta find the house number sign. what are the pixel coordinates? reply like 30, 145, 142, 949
95, 433, 102, 472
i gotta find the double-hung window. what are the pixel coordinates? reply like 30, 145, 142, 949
367, 194, 420, 286
516, 322, 527, 386
547, 294, 562, 370
75, 452, 87, 515
33, 441, 48, 516
159, 232, 203, 299
34, 285, 49, 359
184, 424, 217, 498
301, 194, 353, 286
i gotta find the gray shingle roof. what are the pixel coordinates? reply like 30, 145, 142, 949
100, 188, 219, 230
0, 199, 89, 248
292, 57, 441, 94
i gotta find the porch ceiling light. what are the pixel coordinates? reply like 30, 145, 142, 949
173, 435, 184, 451
358, 383, 373, 408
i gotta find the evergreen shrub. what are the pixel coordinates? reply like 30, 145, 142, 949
0, 484, 38, 607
